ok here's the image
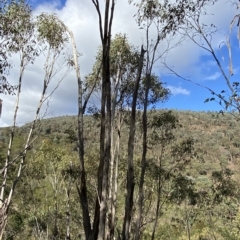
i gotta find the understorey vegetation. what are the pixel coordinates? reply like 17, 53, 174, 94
1, 110, 240, 239
1, 0, 240, 239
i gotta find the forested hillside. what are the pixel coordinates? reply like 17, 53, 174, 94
1, 111, 240, 239
1, 0, 240, 239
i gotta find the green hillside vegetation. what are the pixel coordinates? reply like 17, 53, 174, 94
2, 0, 240, 239
1, 110, 240, 239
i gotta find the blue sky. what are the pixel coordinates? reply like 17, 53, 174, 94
1, 0, 240, 126
29, 0, 66, 9
163, 18, 240, 112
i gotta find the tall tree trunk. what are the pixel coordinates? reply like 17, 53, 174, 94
122, 46, 145, 240
65, 187, 71, 240
58, 22, 92, 239
0, 55, 25, 205
134, 73, 150, 240
0, 51, 39, 238
64, 25, 92, 239
0, 203, 7, 240
98, 45, 111, 240
0, 43, 70, 239
151, 149, 164, 240
0, 56, 25, 238
91, 1, 115, 239
133, 22, 160, 237
108, 54, 122, 240
109, 110, 123, 240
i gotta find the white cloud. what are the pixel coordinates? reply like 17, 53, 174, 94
163, 0, 238, 77
167, 86, 190, 96
204, 72, 221, 80
1, 0, 237, 126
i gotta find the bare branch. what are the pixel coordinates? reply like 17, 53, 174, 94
92, 0, 104, 42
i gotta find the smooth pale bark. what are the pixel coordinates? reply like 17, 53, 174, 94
109, 55, 122, 207
0, 61, 24, 204
0, 45, 70, 239
107, 53, 122, 240
0, 51, 27, 238
108, 110, 123, 240
122, 45, 145, 240
62, 23, 92, 239
65, 187, 71, 240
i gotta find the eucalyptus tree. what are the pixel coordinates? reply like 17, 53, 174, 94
0, 3, 72, 238
122, 1, 172, 239
121, 1, 210, 239
160, 0, 240, 116
76, 1, 116, 239
81, 2, 151, 238
147, 111, 180, 239
84, 32, 168, 239
102, 34, 141, 240
21, 140, 80, 240
78, 28, 146, 238
44, 13, 93, 240
0, 0, 20, 95
0, 2, 38, 236
88, 1, 189, 239
83, 1, 205, 239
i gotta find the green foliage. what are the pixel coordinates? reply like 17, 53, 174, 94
169, 174, 198, 205
211, 168, 239, 203
64, 128, 77, 144
0, 0, 35, 94
138, 74, 170, 107
84, 33, 141, 109
6, 139, 81, 239
36, 13, 68, 49
1, 110, 240, 239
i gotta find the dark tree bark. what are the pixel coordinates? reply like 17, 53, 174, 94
91, 1, 115, 239
134, 73, 150, 240
122, 45, 145, 240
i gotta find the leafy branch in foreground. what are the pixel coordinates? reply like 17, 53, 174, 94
0, 5, 72, 238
